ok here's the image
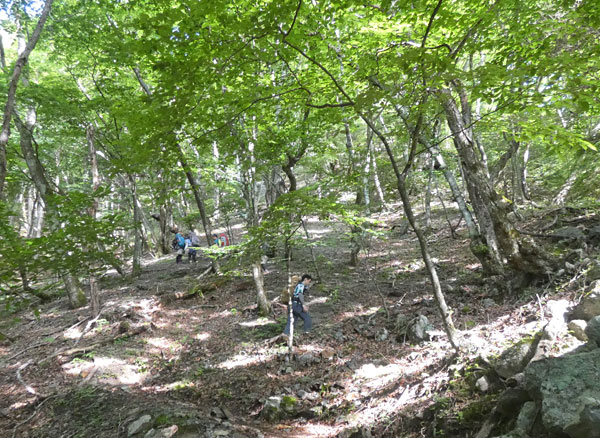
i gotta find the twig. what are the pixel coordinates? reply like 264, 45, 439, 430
16, 360, 37, 396
6, 342, 46, 362
12, 394, 58, 438
78, 364, 98, 386
73, 308, 104, 347
195, 266, 212, 280
535, 294, 545, 322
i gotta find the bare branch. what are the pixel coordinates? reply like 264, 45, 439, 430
422, 0, 444, 48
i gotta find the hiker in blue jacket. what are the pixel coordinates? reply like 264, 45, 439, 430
283, 274, 313, 335
171, 227, 186, 264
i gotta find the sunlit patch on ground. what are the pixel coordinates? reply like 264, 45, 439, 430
218, 352, 268, 370
239, 317, 276, 328
146, 337, 182, 355
195, 332, 210, 341
353, 362, 404, 388
341, 306, 380, 319
62, 356, 148, 385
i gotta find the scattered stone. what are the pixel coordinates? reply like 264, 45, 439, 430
375, 328, 389, 342
541, 300, 569, 341
261, 396, 282, 422
144, 426, 178, 438
128, 414, 152, 436
585, 315, 600, 347
569, 280, 600, 320
297, 353, 317, 366
476, 376, 490, 392
221, 407, 234, 421
568, 320, 588, 342
493, 335, 540, 379
406, 315, 433, 343
482, 298, 496, 308
514, 401, 538, 434
321, 347, 335, 360
211, 407, 226, 419
495, 388, 531, 417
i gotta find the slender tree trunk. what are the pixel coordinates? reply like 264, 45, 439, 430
0, 0, 54, 197
554, 171, 577, 206
87, 125, 101, 316
368, 114, 460, 349
521, 143, 531, 200
369, 130, 387, 209
424, 154, 434, 230
128, 175, 143, 277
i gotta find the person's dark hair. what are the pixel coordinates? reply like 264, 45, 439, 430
300, 274, 312, 282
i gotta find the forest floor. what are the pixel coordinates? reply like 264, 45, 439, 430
1, 204, 598, 438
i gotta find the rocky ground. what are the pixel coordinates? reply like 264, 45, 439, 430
1, 205, 599, 438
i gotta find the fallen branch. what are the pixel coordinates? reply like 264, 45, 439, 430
73, 308, 104, 347
16, 360, 37, 396
40, 325, 148, 364
6, 342, 46, 362
78, 364, 99, 386
196, 266, 212, 280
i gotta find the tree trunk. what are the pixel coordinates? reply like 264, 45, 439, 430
87, 125, 101, 316
128, 175, 143, 277
439, 87, 552, 281
424, 153, 434, 230
15, 107, 86, 308
367, 114, 460, 350
252, 262, 271, 316
0, 0, 54, 197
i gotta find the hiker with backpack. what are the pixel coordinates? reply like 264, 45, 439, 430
186, 230, 201, 263
283, 274, 313, 336
171, 227, 186, 264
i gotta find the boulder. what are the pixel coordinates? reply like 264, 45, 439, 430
584, 315, 600, 347
514, 401, 538, 435
143, 426, 178, 438
128, 415, 152, 437
541, 300, 569, 341
551, 227, 585, 242
524, 349, 600, 438
406, 315, 433, 343
569, 281, 600, 320
568, 320, 588, 342
494, 336, 540, 379
261, 396, 282, 422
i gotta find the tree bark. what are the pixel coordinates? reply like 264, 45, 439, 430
87, 125, 101, 316
129, 175, 143, 278
439, 87, 552, 281
0, 0, 55, 197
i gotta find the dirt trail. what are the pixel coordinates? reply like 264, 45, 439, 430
0, 211, 574, 437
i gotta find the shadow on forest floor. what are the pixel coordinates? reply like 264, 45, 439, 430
1, 206, 597, 437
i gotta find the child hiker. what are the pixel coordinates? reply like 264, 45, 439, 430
283, 274, 313, 336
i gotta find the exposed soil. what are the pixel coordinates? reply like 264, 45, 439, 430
1, 206, 597, 437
